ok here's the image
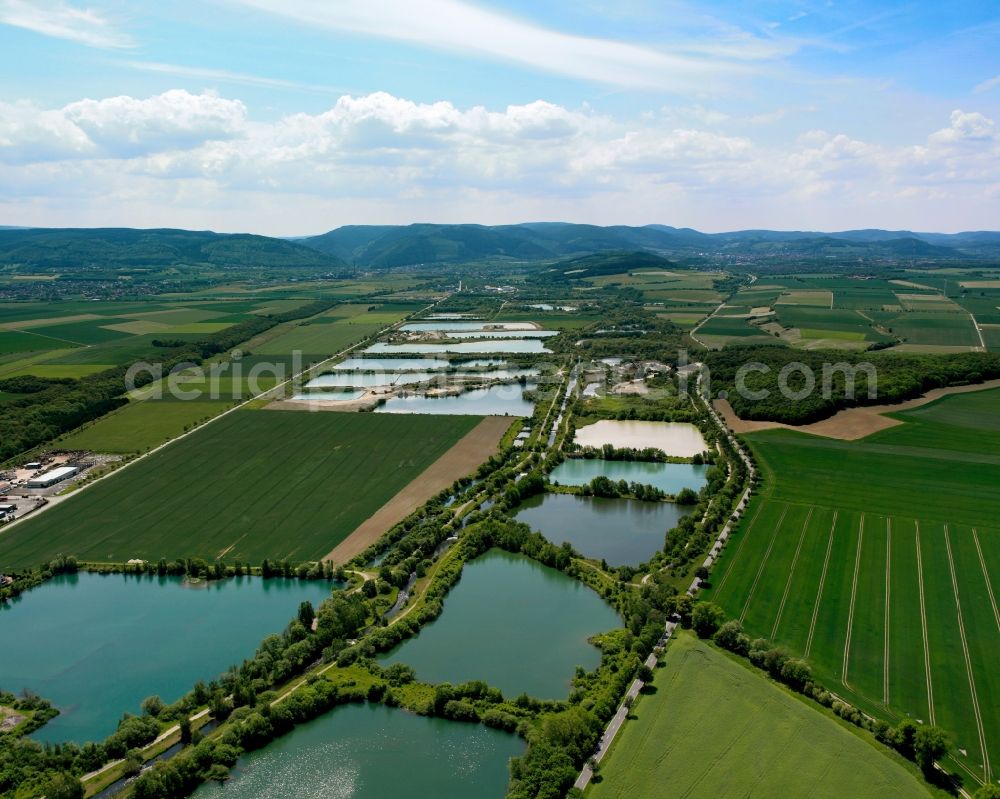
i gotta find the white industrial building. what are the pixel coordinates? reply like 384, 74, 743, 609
27, 465, 79, 488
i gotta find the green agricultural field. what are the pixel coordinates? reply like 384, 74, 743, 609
0, 410, 479, 568
798, 328, 866, 341
955, 294, 1000, 325
697, 315, 767, 337
6, 363, 114, 378
776, 289, 833, 307
255, 304, 412, 356
25, 318, 133, 344
981, 325, 1000, 351
706, 388, 1000, 785
642, 288, 723, 303
0, 329, 74, 354
589, 632, 934, 799
730, 286, 786, 306
0, 296, 312, 377
885, 312, 980, 348
774, 305, 890, 342
57, 398, 237, 453
254, 321, 387, 355
58, 371, 283, 453
656, 313, 703, 328
835, 287, 908, 309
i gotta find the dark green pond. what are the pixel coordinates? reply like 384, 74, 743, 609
192, 703, 522, 799
0, 573, 336, 743
379, 549, 620, 698
549, 458, 709, 495
514, 492, 693, 566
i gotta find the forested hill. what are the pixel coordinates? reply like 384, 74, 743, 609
0, 228, 344, 272
298, 222, 1000, 266
541, 250, 677, 281
3, 223, 1000, 273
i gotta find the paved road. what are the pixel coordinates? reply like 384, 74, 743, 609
573, 367, 755, 792
547, 362, 580, 447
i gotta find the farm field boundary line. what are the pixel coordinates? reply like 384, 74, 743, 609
804, 510, 837, 658
915, 521, 936, 726
738, 504, 788, 623
322, 415, 512, 564
944, 525, 991, 782
770, 506, 812, 640
707, 384, 1000, 786
884, 519, 892, 705
711, 500, 765, 596
842, 513, 865, 690
0, 302, 433, 539
714, 378, 1000, 440
972, 529, 1000, 632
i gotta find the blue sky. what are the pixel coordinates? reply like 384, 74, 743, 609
0, 0, 998, 233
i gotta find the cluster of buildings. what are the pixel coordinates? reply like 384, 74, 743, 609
25, 465, 79, 489
0, 459, 85, 524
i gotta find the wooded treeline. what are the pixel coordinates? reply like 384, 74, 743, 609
706, 345, 1000, 423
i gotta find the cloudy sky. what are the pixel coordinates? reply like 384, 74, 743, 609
1, 0, 998, 234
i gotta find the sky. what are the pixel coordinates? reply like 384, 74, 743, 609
0, 0, 998, 234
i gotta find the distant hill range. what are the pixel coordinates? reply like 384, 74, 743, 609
0, 227, 343, 272
2, 223, 999, 272
297, 223, 1000, 266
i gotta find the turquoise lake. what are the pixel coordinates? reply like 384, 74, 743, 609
0, 573, 336, 743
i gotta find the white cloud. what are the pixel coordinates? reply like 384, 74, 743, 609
974, 75, 1000, 94
1, 90, 999, 232
928, 110, 996, 146
63, 91, 247, 153
0, 0, 132, 48
230, 0, 760, 92
122, 61, 347, 95
0, 90, 246, 162
0, 100, 95, 162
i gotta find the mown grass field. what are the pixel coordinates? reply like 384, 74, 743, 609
589, 632, 934, 799
706, 388, 1000, 785
0, 410, 479, 568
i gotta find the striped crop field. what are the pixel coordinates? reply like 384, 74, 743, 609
705, 387, 1000, 787
0, 409, 479, 568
